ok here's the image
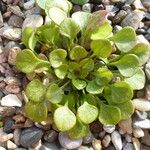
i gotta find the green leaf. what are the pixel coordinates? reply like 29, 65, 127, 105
54, 64, 68, 79
99, 104, 121, 125
36, 0, 47, 9
112, 54, 139, 77
54, 106, 76, 131
16, 49, 50, 73
48, 7, 67, 25
72, 11, 91, 31
68, 118, 89, 139
49, 49, 67, 68
109, 27, 136, 52
104, 81, 133, 104
124, 68, 145, 90
46, 84, 64, 104
25, 101, 47, 122
60, 18, 80, 39
28, 32, 37, 51
77, 101, 98, 124
91, 22, 112, 40
86, 80, 104, 94
95, 68, 113, 86
70, 46, 88, 61
91, 39, 112, 58
26, 79, 46, 102
129, 43, 150, 66
115, 101, 134, 120
71, 0, 89, 5
72, 79, 87, 90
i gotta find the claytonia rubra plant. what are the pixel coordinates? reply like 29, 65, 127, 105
16, 0, 150, 139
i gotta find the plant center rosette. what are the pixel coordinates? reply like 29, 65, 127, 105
15, 0, 150, 139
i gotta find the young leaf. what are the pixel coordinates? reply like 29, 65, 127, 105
99, 104, 121, 125
124, 68, 145, 90
46, 84, 64, 104
91, 39, 112, 58
86, 80, 104, 94
16, 49, 50, 73
60, 18, 80, 39
95, 68, 113, 86
26, 79, 46, 102
49, 49, 67, 68
129, 43, 150, 66
54, 106, 76, 131
112, 54, 139, 77
109, 27, 136, 52
91, 22, 112, 40
77, 101, 98, 124
104, 81, 133, 104
115, 100, 134, 120
72, 79, 87, 90
54, 64, 68, 79
36, 0, 47, 9
48, 7, 67, 25
25, 101, 47, 122
71, 0, 89, 5
28, 32, 37, 51
68, 118, 89, 139
70, 46, 88, 61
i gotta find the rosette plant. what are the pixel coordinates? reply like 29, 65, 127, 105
16, 0, 150, 139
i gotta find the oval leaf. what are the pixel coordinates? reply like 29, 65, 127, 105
99, 104, 121, 125
72, 79, 87, 90
36, 0, 47, 9
77, 102, 98, 124
54, 106, 76, 131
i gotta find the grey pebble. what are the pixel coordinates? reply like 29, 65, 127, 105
23, 0, 35, 10
3, 118, 15, 133
123, 143, 134, 150
113, 10, 127, 24
82, 3, 93, 12
44, 130, 58, 143
8, 15, 23, 28
83, 132, 94, 144
0, 11, 3, 28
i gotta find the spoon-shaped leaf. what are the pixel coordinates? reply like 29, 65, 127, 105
91, 39, 112, 58
99, 104, 121, 125
26, 79, 46, 102
54, 106, 76, 131
72, 79, 87, 90
36, 0, 47, 9
77, 101, 98, 124
25, 101, 47, 122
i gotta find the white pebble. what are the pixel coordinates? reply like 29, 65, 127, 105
133, 119, 150, 129
133, 128, 144, 138
103, 125, 115, 133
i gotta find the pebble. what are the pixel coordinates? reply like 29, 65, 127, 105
103, 125, 115, 133
111, 131, 123, 150
22, 15, 43, 30
58, 132, 82, 149
0, 128, 13, 143
8, 15, 23, 28
92, 138, 102, 150
82, 3, 93, 12
121, 10, 144, 30
111, 0, 121, 3
1, 94, 22, 107
99, 131, 106, 139
90, 121, 103, 133
133, 119, 150, 129
135, 110, 147, 120
123, 143, 134, 150
7, 140, 18, 149
141, 130, 150, 146
145, 85, 150, 100
102, 134, 111, 147
44, 130, 58, 143
78, 146, 93, 150
23, 0, 35, 10
13, 114, 26, 123
13, 129, 21, 145
118, 118, 132, 134
43, 142, 60, 150
20, 127, 43, 148
142, 0, 150, 8
83, 132, 94, 144
133, 0, 146, 10
0, 146, 6, 150
25, 6, 41, 16
133, 128, 144, 138
3, 119, 15, 133
133, 98, 150, 111
137, 35, 149, 45
0, 11, 3, 28
125, 134, 132, 143
132, 138, 141, 150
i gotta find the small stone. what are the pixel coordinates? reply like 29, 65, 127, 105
133, 98, 150, 111
111, 0, 121, 3
58, 132, 82, 149
135, 110, 147, 120
145, 85, 150, 100
133, 128, 144, 138
0, 146, 6, 150
44, 130, 58, 143
121, 10, 144, 30
132, 138, 141, 150
22, 15, 43, 30
20, 127, 43, 148
72, 5, 82, 12
24, 119, 34, 128
0, 11, 3, 28
133, 119, 150, 129
90, 121, 103, 133
7, 140, 17, 149
78, 146, 92, 150
103, 125, 115, 133
24, 0, 35, 10
133, 0, 146, 10
13, 129, 21, 145
83, 132, 94, 144
125, 134, 132, 143
92, 138, 102, 150
43, 142, 60, 150
122, 4, 132, 14
141, 130, 150, 146
8, 15, 23, 28
125, 0, 135, 5
123, 143, 134, 150
111, 131, 123, 150
1, 94, 22, 107
0, 128, 13, 143
25, 6, 41, 16
3, 119, 15, 133
99, 131, 106, 139
102, 134, 111, 147
82, 3, 93, 12
142, 0, 150, 8
13, 114, 26, 123
137, 35, 149, 45
118, 118, 132, 134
